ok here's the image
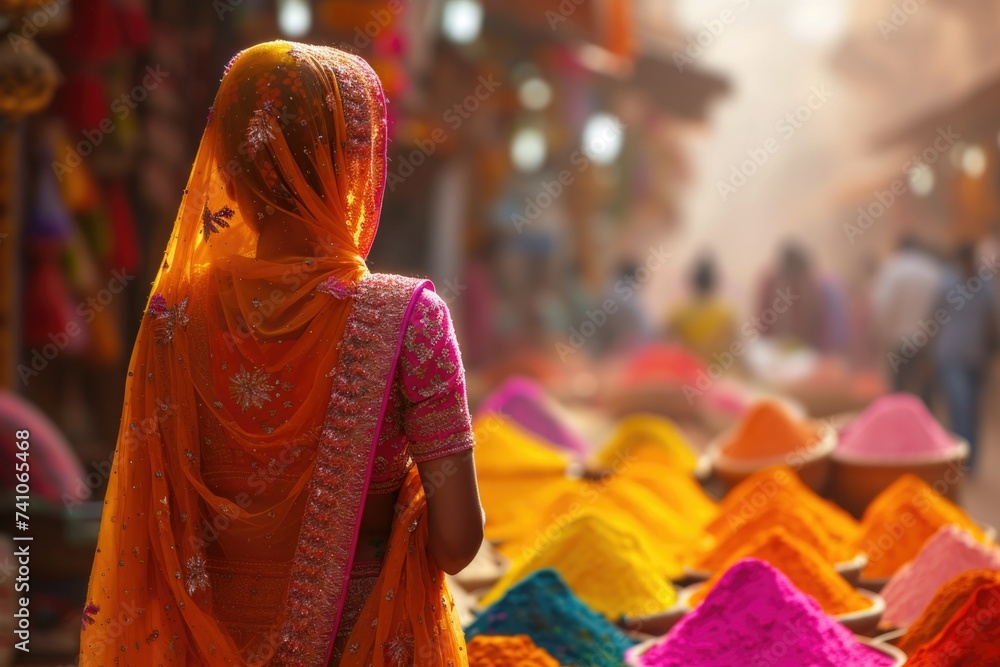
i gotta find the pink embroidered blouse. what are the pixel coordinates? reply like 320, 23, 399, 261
368, 287, 475, 494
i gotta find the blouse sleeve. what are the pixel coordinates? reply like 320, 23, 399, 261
399, 287, 475, 463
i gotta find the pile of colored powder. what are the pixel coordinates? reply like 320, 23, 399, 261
595, 414, 699, 474
465, 569, 636, 667
466, 635, 560, 666
612, 461, 718, 532
633, 559, 895, 667
906, 583, 1000, 666
898, 569, 1000, 655
480, 512, 677, 618
881, 525, 1000, 627
475, 376, 589, 455
472, 414, 581, 543
719, 401, 823, 460
707, 466, 859, 551
695, 502, 858, 571
498, 485, 690, 580
621, 343, 706, 387
837, 393, 960, 460
689, 527, 871, 616
856, 474, 987, 579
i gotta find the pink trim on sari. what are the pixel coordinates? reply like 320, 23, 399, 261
275, 273, 429, 666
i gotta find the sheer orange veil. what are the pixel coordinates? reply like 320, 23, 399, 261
80, 41, 392, 665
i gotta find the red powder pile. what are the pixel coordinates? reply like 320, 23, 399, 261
906, 582, 1000, 666
720, 402, 822, 460
631, 559, 895, 667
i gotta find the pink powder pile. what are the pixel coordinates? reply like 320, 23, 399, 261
881, 525, 1000, 628
837, 393, 958, 460
632, 559, 894, 667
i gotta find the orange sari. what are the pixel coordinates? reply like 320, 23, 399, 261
79, 41, 469, 666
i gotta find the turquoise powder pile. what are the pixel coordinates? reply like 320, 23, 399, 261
632, 559, 894, 667
465, 568, 636, 666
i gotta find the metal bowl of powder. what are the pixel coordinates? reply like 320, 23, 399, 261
856, 635, 907, 666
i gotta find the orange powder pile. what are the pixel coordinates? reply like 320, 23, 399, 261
855, 474, 987, 579
690, 527, 872, 616
467, 635, 560, 666
696, 503, 857, 571
720, 402, 821, 460
706, 466, 859, 550
898, 569, 1000, 655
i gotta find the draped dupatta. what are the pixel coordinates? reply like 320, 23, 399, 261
77, 42, 443, 666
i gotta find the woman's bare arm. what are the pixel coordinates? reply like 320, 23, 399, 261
417, 450, 485, 575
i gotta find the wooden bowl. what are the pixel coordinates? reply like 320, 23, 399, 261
710, 427, 836, 494
828, 440, 969, 518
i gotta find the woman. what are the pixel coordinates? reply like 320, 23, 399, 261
79, 41, 484, 666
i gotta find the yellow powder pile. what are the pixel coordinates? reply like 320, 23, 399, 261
482, 512, 679, 619
696, 503, 858, 571
595, 414, 700, 473
472, 414, 581, 543
856, 474, 987, 579
467, 635, 560, 666
690, 527, 872, 616
498, 474, 709, 580
611, 461, 718, 530
706, 466, 859, 553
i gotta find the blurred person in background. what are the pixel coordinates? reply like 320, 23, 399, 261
756, 242, 827, 350
79, 42, 483, 666
932, 243, 999, 474
666, 254, 736, 360
871, 235, 943, 403
594, 260, 656, 356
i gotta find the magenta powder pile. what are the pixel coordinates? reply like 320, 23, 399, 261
880, 524, 1000, 627
837, 393, 958, 460
632, 559, 894, 667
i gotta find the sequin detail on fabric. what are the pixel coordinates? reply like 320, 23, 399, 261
275, 273, 425, 666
